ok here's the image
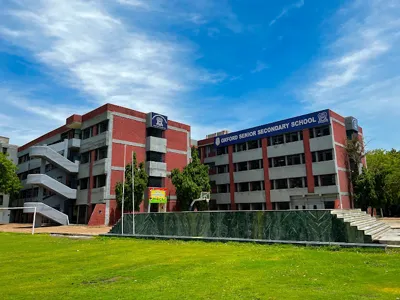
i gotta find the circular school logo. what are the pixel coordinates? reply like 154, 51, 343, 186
215, 137, 221, 146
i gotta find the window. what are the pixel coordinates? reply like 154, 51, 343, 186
96, 146, 108, 161
318, 149, 333, 162
247, 140, 260, 150
236, 161, 248, 172
238, 182, 249, 192
217, 184, 229, 193
2, 148, 7, 154
217, 165, 229, 174
148, 177, 163, 187
208, 165, 217, 175
147, 151, 164, 162
289, 177, 303, 188
235, 142, 247, 152
270, 180, 275, 190
249, 159, 261, 170
45, 164, 54, 173
82, 128, 91, 140
97, 120, 109, 134
320, 174, 336, 186
0, 195, 3, 206
73, 129, 81, 139
81, 152, 90, 164
80, 178, 89, 190
217, 146, 228, 155
271, 135, 284, 145
285, 132, 299, 143
324, 201, 335, 209
146, 127, 163, 138
313, 205, 318, 209
275, 179, 288, 189
312, 152, 317, 162
309, 128, 315, 139
31, 168, 40, 174
314, 176, 320, 187
18, 154, 30, 164
273, 156, 286, 167
94, 174, 107, 188
287, 154, 301, 166
251, 181, 262, 191
277, 202, 290, 210
315, 126, 330, 137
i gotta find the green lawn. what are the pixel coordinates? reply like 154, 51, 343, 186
0, 233, 399, 299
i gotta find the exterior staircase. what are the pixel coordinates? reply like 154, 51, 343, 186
24, 202, 69, 225
27, 174, 77, 199
29, 146, 79, 173
331, 209, 396, 244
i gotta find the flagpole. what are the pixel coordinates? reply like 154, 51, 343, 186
131, 150, 135, 235
121, 144, 126, 235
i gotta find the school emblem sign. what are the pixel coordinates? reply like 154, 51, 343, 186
149, 112, 168, 130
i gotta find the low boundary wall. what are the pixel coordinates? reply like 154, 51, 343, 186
109, 210, 372, 243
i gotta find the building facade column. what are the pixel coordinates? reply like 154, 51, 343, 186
200, 147, 205, 164
261, 138, 272, 210
302, 129, 315, 193
87, 150, 96, 221
228, 145, 236, 210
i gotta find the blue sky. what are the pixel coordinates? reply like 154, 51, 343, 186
0, 0, 399, 150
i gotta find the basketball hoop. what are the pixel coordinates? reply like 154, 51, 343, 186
189, 192, 211, 210
200, 192, 211, 203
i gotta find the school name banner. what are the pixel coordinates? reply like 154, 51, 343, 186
214, 110, 330, 147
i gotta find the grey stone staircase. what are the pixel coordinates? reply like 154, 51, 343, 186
30, 145, 79, 173
24, 202, 69, 226
331, 209, 395, 243
27, 174, 77, 199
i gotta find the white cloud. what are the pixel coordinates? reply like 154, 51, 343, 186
302, 0, 400, 149
116, 0, 149, 9
269, 0, 304, 26
251, 61, 268, 73
0, 0, 234, 144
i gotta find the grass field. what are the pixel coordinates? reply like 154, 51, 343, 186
0, 233, 399, 299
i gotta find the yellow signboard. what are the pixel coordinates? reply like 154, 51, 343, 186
149, 188, 168, 204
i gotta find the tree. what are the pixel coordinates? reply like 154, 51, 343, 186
0, 152, 22, 197
344, 135, 367, 208
170, 147, 210, 211
115, 153, 148, 212
353, 168, 378, 211
367, 149, 400, 207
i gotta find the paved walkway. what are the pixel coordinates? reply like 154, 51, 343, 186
0, 223, 111, 235
381, 218, 400, 229
379, 218, 400, 245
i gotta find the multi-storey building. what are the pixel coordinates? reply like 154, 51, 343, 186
0, 137, 18, 223
14, 104, 191, 226
197, 110, 363, 211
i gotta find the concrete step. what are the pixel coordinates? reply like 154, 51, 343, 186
343, 215, 370, 223
372, 227, 392, 240
378, 232, 400, 245
351, 218, 376, 227
331, 209, 362, 215
363, 222, 389, 234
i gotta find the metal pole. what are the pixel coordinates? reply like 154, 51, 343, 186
131, 151, 135, 235
32, 207, 36, 235
121, 145, 126, 235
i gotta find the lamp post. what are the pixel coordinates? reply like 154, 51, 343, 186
121, 145, 126, 235
131, 151, 135, 236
